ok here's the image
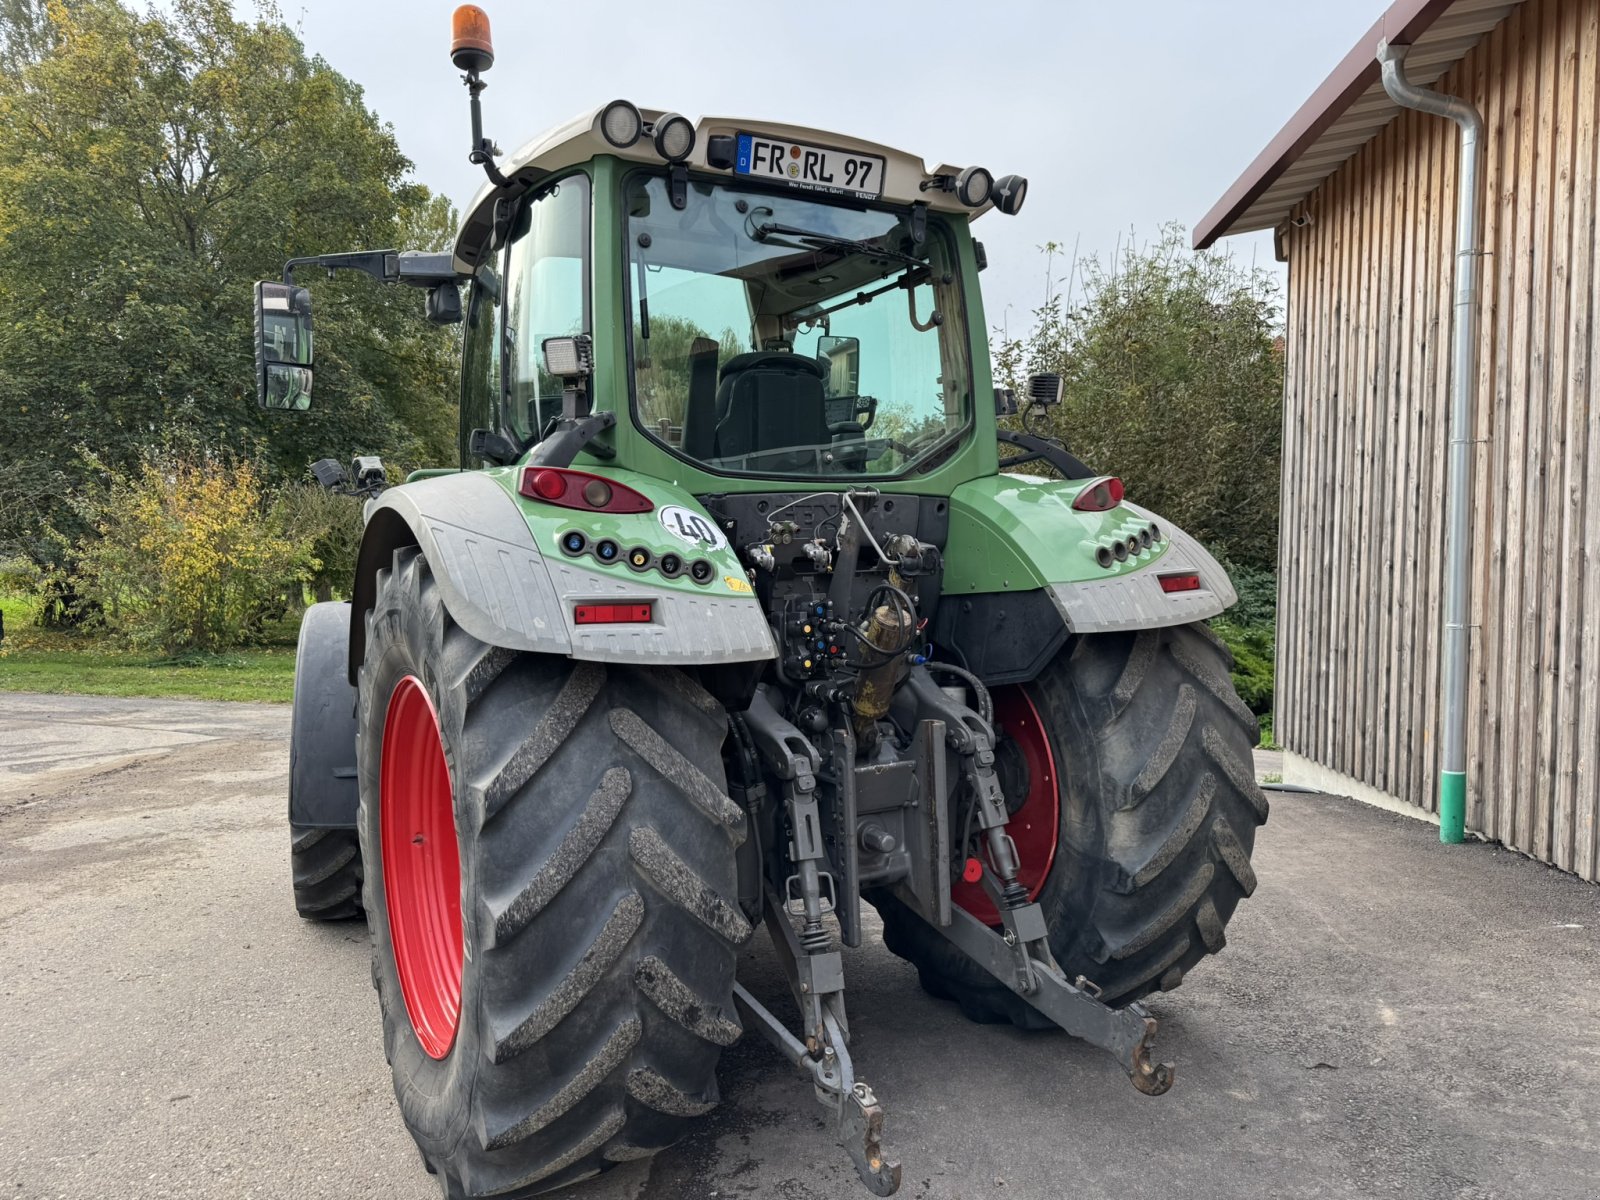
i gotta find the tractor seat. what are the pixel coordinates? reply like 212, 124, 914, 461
713, 352, 831, 471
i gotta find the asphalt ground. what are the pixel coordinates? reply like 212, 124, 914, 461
3, 692, 1598, 1200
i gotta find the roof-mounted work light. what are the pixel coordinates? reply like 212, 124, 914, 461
652, 113, 696, 163
955, 165, 993, 208
600, 99, 643, 148
992, 174, 1028, 215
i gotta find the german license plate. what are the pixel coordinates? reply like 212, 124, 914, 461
735, 133, 885, 200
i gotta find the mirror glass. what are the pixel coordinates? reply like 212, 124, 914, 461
262, 363, 313, 411
255, 281, 314, 409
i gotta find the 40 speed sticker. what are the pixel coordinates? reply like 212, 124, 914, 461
658, 504, 728, 550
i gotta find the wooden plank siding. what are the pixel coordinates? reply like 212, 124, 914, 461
1277, 0, 1600, 880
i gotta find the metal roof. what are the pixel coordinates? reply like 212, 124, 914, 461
1194, 0, 1523, 249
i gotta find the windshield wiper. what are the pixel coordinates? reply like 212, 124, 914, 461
752, 221, 927, 272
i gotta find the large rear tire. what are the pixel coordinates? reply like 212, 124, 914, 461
358, 547, 749, 1198
874, 622, 1268, 1022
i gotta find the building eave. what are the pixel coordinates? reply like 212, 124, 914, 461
1193, 0, 1523, 249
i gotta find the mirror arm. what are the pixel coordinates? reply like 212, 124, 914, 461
996, 429, 1095, 480
283, 250, 402, 287
282, 250, 462, 289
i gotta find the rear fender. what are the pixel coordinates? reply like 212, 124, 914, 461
348, 470, 776, 683
935, 474, 1237, 682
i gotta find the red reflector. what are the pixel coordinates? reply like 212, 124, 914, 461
518, 467, 654, 513
1159, 572, 1202, 594
962, 857, 984, 884
574, 602, 653, 625
1071, 476, 1125, 512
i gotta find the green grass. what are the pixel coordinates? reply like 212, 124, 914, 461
0, 587, 296, 703
0, 646, 296, 702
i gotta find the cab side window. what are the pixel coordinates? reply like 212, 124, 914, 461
459, 269, 501, 467
503, 176, 590, 444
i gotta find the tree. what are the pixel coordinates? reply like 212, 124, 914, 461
992, 226, 1283, 570
0, 0, 457, 593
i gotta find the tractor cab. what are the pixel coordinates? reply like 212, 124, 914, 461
440, 100, 1028, 486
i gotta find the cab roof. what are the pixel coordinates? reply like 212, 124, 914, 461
452, 104, 992, 273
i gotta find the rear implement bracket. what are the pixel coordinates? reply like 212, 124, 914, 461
935, 904, 1175, 1096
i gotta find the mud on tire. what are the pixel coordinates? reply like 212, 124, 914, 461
357, 546, 748, 1198
874, 622, 1268, 1023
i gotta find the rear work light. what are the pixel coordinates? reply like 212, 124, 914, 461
574, 602, 653, 625
1159, 571, 1202, 594
1072, 476, 1125, 513
519, 467, 653, 513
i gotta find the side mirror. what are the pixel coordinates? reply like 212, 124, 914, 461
817, 334, 861, 399
255, 281, 314, 411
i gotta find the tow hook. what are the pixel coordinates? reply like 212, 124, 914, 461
732, 984, 903, 1195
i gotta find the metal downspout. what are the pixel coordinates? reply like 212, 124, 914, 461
1377, 40, 1484, 844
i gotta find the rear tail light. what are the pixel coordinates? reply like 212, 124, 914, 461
1071, 476, 1125, 513
519, 467, 653, 513
574, 602, 653, 625
1159, 571, 1202, 594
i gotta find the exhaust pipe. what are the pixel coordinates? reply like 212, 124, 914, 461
1377, 40, 1484, 845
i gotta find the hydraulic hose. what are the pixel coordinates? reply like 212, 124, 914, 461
921, 661, 993, 727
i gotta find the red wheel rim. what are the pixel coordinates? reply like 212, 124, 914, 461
380, 675, 463, 1059
951, 684, 1060, 926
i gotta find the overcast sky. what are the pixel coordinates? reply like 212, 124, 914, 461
262, 0, 1383, 334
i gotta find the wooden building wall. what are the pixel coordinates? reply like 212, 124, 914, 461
1277, 0, 1600, 880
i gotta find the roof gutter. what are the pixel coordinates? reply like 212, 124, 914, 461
1376, 38, 1483, 845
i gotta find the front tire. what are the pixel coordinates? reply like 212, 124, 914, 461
875, 622, 1268, 1022
290, 825, 363, 920
358, 547, 749, 1197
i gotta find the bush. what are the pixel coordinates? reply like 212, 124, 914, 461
1212, 560, 1277, 743
1213, 617, 1274, 714
270, 483, 366, 601
70, 456, 316, 653
992, 227, 1283, 571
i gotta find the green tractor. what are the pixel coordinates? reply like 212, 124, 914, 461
265, 8, 1266, 1196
